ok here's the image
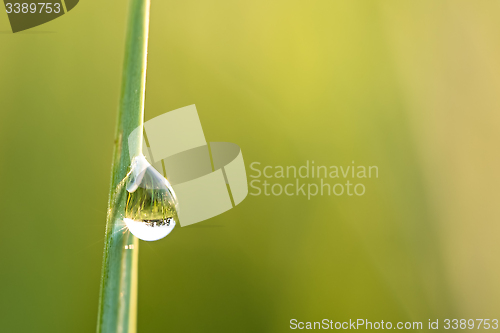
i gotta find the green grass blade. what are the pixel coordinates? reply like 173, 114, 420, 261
97, 1, 151, 332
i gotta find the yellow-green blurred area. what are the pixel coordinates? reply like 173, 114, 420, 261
1, 1, 499, 332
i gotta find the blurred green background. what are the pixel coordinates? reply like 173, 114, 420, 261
1, 1, 499, 332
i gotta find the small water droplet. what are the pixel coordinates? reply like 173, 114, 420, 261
124, 155, 179, 241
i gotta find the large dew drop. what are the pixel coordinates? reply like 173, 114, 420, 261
124, 155, 179, 241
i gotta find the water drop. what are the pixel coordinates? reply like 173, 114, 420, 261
124, 155, 179, 241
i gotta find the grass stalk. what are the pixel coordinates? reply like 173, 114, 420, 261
97, 0, 151, 332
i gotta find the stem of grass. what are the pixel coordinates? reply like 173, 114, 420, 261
97, 1, 151, 332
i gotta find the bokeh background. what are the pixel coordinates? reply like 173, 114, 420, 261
1, 1, 499, 332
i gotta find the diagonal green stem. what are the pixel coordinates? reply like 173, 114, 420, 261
97, 1, 150, 332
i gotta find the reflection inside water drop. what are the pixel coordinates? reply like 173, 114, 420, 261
124, 155, 179, 241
